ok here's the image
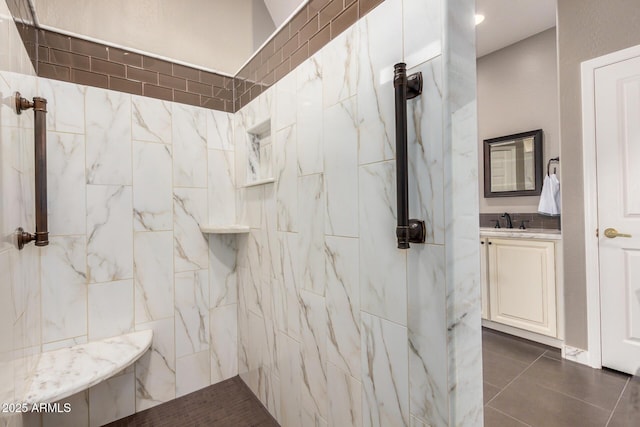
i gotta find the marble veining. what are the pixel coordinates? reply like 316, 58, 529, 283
408, 59, 445, 245
134, 231, 174, 324
46, 132, 86, 235
356, 0, 402, 165
132, 95, 172, 144
325, 236, 360, 379
323, 98, 358, 238
41, 236, 87, 343
361, 313, 409, 427
296, 57, 324, 176
172, 104, 207, 188
359, 161, 407, 325
86, 185, 133, 283
85, 87, 132, 186
174, 270, 210, 358
298, 174, 325, 296
134, 318, 175, 412
274, 125, 298, 232
23, 330, 152, 405
133, 141, 173, 231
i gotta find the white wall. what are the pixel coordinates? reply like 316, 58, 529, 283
477, 28, 559, 214
32, 0, 260, 74
557, 0, 640, 350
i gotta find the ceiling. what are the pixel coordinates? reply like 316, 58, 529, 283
476, 0, 557, 58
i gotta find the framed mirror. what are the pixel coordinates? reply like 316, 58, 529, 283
483, 129, 543, 197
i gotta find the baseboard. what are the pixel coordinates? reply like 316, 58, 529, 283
562, 345, 596, 368
482, 319, 563, 349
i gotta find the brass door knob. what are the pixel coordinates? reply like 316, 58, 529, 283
604, 228, 632, 238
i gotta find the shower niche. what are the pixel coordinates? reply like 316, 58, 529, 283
245, 118, 274, 187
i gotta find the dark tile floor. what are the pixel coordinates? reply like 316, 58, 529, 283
105, 330, 640, 427
105, 376, 278, 427
483, 328, 640, 427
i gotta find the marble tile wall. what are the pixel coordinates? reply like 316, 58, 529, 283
22, 78, 237, 426
1, 13, 238, 421
0, 2, 40, 427
235, 0, 482, 426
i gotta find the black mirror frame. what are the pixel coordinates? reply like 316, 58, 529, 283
483, 129, 543, 198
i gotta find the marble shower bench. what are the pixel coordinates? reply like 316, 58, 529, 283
23, 330, 152, 404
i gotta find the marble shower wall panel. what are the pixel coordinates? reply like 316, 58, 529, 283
442, 0, 483, 425
173, 188, 208, 272
403, 0, 442, 66
172, 104, 207, 188
322, 29, 358, 109
359, 160, 407, 325
208, 235, 238, 308
132, 141, 173, 232
27, 76, 239, 423
408, 244, 448, 426
134, 231, 174, 324
356, 0, 402, 165
361, 312, 410, 426
407, 58, 445, 245
325, 236, 360, 380
207, 109, 234, 151
86, 185, 134, 283
274, 125, 298, 232
297, 174, 325, 296
296, 57, 323, 176
131, 96, 172, 144
47, 132, 86, 235
134, 317, 176, 412
323, 98, 358, 238
0, 59, 40, 423
235, 0, 482, 425
41, 236, 87, 343
85, 88, 132, 186
207, 149, 235, 225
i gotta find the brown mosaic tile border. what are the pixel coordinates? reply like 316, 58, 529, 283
235, 0, 385, 110
480, 213, 561, 230
11, 0, 386, 113
16, 26, 235, 113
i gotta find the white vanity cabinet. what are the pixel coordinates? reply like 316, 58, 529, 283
479, 229, 563, 341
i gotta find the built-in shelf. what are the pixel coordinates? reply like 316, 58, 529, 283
243, 177, 275, 188
200, 224, 250, 234
245, 118, 272, 186
23, 330, 153, 404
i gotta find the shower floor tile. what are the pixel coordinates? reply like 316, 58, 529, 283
105, 376, 279, 427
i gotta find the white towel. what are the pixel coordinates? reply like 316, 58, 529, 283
538, 173, 561, 216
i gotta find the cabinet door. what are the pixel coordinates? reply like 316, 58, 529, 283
488, 238, 557, 337
480, 239, 489, 319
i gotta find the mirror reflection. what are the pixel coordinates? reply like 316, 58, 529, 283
484, 129, 543, 197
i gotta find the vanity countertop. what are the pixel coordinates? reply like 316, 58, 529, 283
479, 227, 562, 240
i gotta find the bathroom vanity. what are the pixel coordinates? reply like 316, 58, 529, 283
480, 227, 564, 346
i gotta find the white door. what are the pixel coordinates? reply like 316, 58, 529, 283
595, 55, 640, 375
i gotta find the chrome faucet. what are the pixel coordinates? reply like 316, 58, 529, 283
501, 212, 513, 229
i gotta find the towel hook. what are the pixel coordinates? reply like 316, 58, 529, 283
547, 157, 559, 176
